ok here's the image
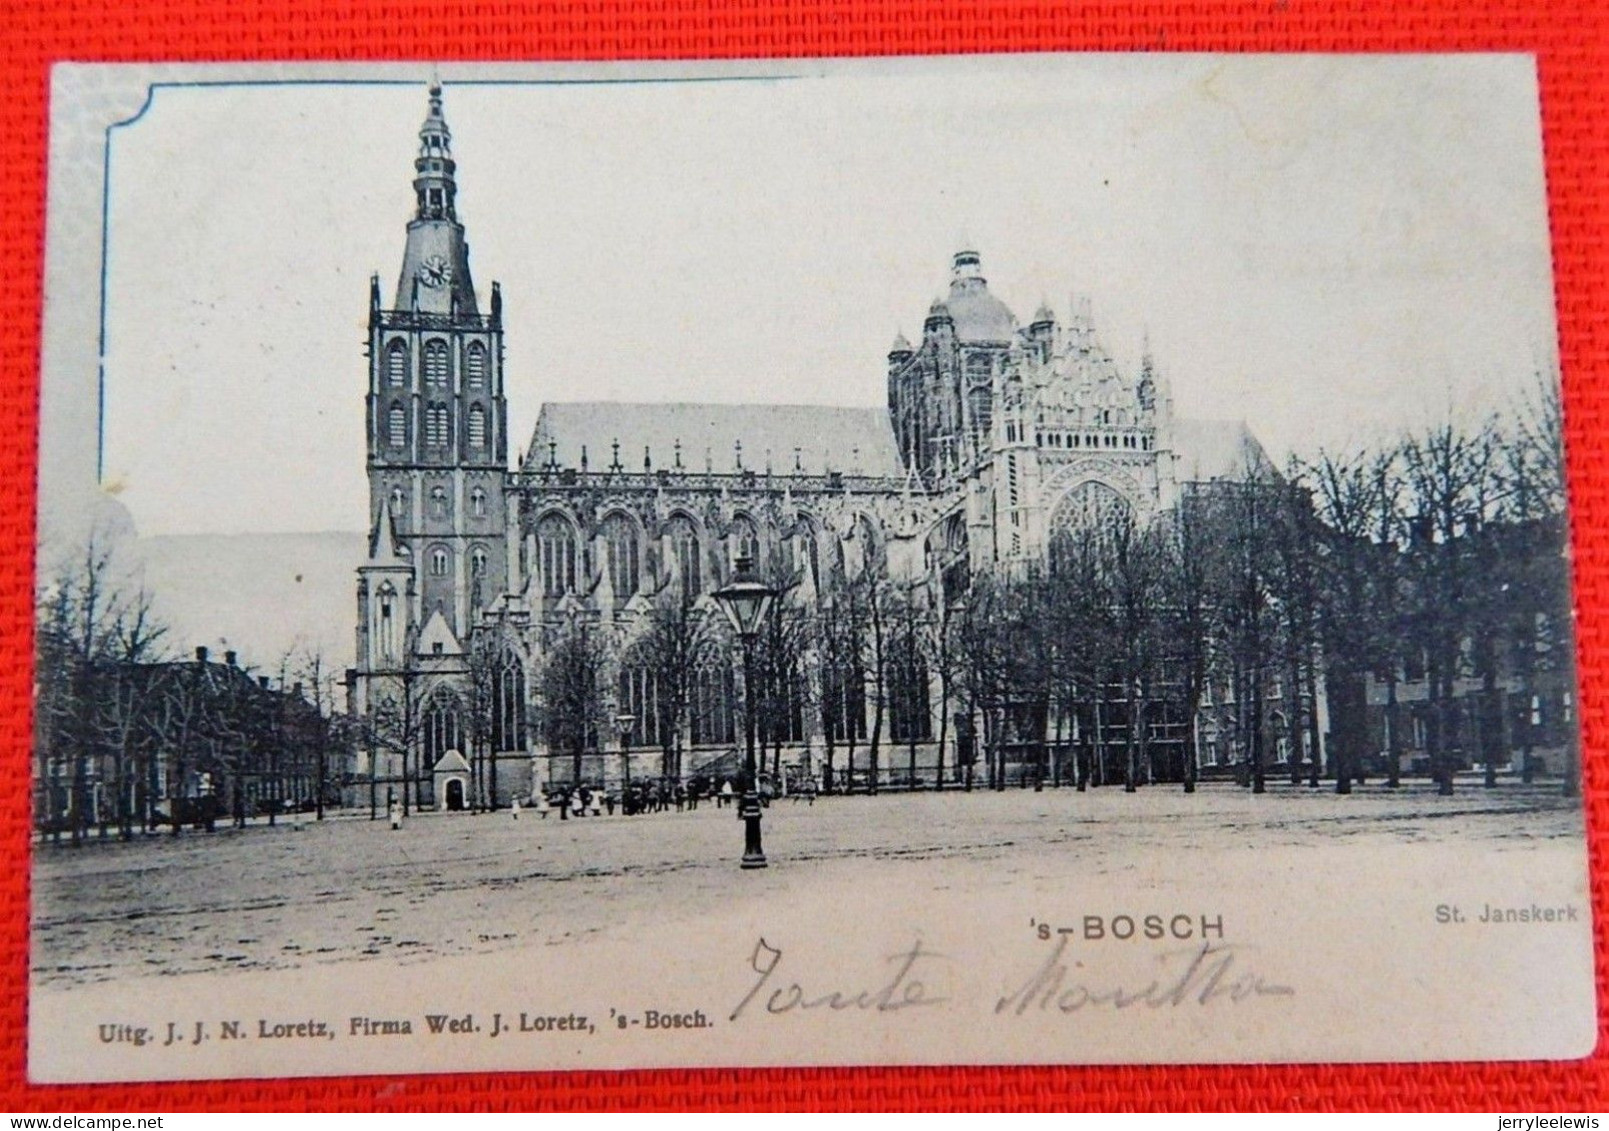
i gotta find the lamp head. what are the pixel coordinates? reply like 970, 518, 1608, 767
713, 555, 777, 640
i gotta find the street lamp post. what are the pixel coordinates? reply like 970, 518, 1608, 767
615, 712, 636, 802
714, 555, 777, 870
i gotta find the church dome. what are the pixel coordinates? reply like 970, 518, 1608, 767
946, 249, 1017, 343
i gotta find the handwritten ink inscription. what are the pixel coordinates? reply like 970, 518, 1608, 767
730, 938, 951, 1021
995, 936, 1294, 1016
726, 932, 1294, 1024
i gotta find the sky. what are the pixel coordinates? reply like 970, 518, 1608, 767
99, 55, 1559, 537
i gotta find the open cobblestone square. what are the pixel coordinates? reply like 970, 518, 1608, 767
31, 781, 1582, 990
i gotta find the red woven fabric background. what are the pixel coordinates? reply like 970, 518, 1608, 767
2, 0, 1606, 1112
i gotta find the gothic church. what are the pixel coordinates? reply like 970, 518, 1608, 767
349, 85, 1268, 808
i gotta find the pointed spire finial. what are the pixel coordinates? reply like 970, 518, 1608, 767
413, 78, 457, 222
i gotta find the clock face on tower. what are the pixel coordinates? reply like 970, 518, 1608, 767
418, 254, 453, 289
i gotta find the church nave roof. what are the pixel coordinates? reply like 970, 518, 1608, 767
525, 401, 905, 478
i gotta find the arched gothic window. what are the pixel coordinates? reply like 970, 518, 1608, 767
889, 654, 932, 743
822, 531, 846, 582
465, 342, 487, 391
537, 515, 578, 596
375, 581, 398, 661
430, 545, 451, 577
470, 545, 488, 577
387, 402, 407, 448
854, 515, 883, 575
666, 515, 701, 600
422, 689, 463, 769
468, 403, 488, 449
825, 656, 868, 744
423, 340, 450, 389
389, 485, 406, 516
429, 486, 449, 520
757, 658, 807, 746
470, 487, 487, 517
386, 340, 408, 387
425, 403, 449, 448
731, 516, 759, 567
799, 524, 820, 585
789, 520, 821, 586
774, 533, 797, 581
617, 667, 660, 748
490, 650, 526, 752
602, 513, 639, 597
1048, 481, 1136, 577
689, 655, 735, 747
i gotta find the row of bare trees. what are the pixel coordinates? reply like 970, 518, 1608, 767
1306, 370, 1573, 796
945, 373, 1573, 797
490, 375, 1576, 800
524, 560, 936, 794
33, 537, 348, 843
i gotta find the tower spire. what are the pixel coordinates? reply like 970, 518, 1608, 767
414, 80, 457, 221
393, 80, 477, 313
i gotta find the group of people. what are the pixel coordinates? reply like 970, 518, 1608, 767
385, 771, 825, 830
520, 779, 738, 820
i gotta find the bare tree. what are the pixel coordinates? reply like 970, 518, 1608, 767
536, 617, 612, 787
1368, 451, 1409, 788
462, 631, 501, 809
1504, 368, 1575, 796
1209, 446, 1285, 794
864, 574, 889, 795
816, 570, 872, 792
1513, 364, 1567, 516
627, 587, 711, 784
1158, 488, 1218, 793
1301, 449, 1383, 794
1097, 511, 1165, 792
1401, 416, 1500, 795
34, 535, 177, 843
296, 647, 347, 819
881, 581, 937, 789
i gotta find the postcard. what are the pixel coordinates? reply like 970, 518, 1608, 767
29, 56, 1593, 1082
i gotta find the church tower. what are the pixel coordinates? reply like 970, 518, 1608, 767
360, 81, 509, 671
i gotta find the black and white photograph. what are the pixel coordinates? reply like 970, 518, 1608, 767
29, 57, 1593, 1081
